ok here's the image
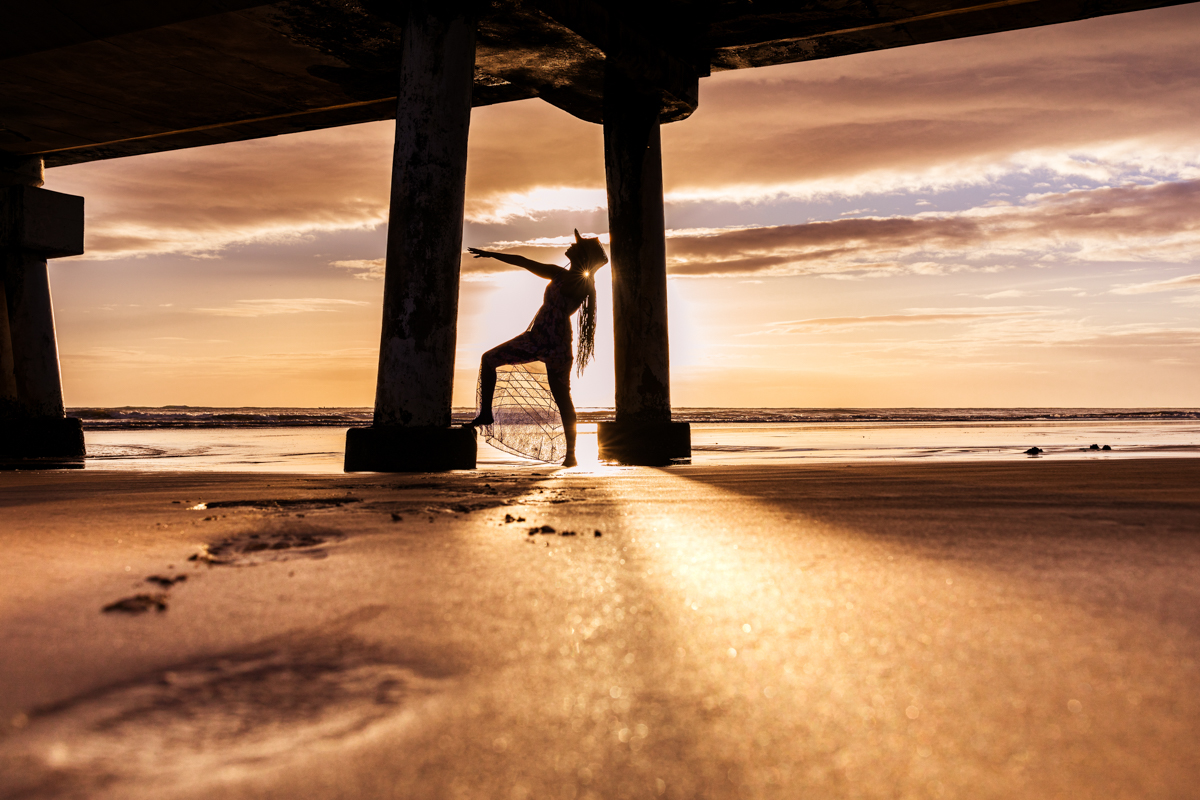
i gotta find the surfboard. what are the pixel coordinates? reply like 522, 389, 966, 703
477, 362, 566, 463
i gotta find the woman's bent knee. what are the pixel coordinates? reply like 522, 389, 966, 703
481, 349, 505, 370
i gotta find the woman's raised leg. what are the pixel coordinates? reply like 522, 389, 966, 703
468, 347, 504, 427
470, 335, 544, 427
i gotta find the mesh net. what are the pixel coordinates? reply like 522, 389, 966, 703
477, 362, 565, 463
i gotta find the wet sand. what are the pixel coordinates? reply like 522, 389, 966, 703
2, 459, 1199, 799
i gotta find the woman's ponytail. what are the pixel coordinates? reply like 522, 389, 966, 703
576, 274, 597, 375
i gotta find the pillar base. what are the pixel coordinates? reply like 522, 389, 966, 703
345, 425, 476, 472
0, 417, 85, 462
598, 421, 690, 466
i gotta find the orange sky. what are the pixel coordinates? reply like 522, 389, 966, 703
45, 5, 1200, 409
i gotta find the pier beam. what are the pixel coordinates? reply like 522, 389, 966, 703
0, 156, 85, 462
345, 0, 477, 472
597, 72, 690, 465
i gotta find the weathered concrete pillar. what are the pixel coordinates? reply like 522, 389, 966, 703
5, 253, 67, 418
0, 155, 85, 461
0, 275, 17, 409
597, 72, 690, 465
344, 0, 476, 471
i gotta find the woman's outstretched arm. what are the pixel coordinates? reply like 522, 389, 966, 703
468, 247, 566, 280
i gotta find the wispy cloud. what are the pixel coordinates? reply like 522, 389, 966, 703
61, 346, 378, 378
1111, 272, 1200, 294
747, 308, 1049, 335
330, 259, 386, 280
194, 298, 369, 317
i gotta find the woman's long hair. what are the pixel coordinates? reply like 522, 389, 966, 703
572, 235, 607, 375
576, 278, 597, 375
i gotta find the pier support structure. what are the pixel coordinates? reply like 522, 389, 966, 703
0, 156, 85, 462
598, 71, 690, 465
344, 0, 477, 471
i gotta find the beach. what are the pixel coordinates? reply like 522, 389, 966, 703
10, 0, 1200, 796
3, 445, 1200, 798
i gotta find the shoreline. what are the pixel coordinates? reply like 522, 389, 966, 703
67, 406, 1200, 431
68, 419, 1200, 475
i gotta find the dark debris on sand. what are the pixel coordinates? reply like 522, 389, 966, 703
525, 525, 600, 538
145, 575, 188, 588
103, 594, 168, 614
197, 498, 363, 512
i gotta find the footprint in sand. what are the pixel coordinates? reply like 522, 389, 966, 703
188, 522, 346, 566
0, 640, 450, 797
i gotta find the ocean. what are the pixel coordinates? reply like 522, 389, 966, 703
70, 407, 1200, 473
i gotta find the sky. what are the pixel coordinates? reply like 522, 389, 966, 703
45, 4, 1200, 409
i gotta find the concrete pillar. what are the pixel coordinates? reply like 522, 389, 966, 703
0, 279, 17, 413
344, 0, 477, 471
0, 155, 85, 461
597, 71, 690, 465
5, 252, 66, 418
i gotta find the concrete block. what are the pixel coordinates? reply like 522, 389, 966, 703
598, 420, 690, 466
0, 155, 44, 188
0, 416, 85, 460
0, 186, 84, 258
344, 425, 477, 472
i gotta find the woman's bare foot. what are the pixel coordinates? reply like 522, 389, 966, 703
466, 411, 494, 427
562, 453, 578, 468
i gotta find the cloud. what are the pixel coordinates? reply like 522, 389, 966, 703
749, 309, 1047, 335
194, 298, 369, 317
331, 259, 386, 280
738, 314, 1200, 365
1111, 273, 1200, 294
50, 124, 395, 261
659, 179, 1200, 277
61, 346, 379, 382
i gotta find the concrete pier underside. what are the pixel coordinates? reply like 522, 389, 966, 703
3, 0, 1195, 468
5, 0, 1192, 166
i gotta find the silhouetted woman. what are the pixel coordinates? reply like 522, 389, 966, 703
467, 230, 608, 467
